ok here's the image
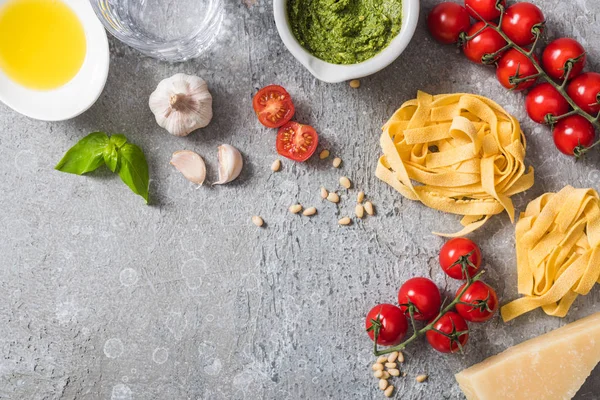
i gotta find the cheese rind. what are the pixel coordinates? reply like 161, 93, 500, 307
455, 312, 600, 400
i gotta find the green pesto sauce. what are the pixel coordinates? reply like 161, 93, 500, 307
288, 0, 402, 65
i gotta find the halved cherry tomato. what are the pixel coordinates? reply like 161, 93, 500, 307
455, 281, 498, 323
365, 304, 408, 346
500, 3, 545, 46
525, 83, 570, 124
463, 22, 506, 64
398, 277, 442, 321
252, 85, 295, 128
427, 2, 471, 45
542, 38, 586, 81
464, 0, 506, 21
496, 49, 539, 91
552, 115, 595, 156
276, 122, 318, 162
426, 311, 469, 353
566, 72, 600, 116
439, 238, 482, 280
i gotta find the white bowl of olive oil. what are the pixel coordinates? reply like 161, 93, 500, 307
0, 0, 109, 121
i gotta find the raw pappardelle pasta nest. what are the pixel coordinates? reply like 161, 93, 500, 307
501, 186, 600, 322
376, 91, 535, 237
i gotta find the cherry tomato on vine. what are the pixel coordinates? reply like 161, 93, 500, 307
365, 304, 408, 346
398, 277, 442, 321
463, 22, 507, 64
426, 312, 469, 353
276, 122, 319, 162
252, 85, 295, 128
500, 3, 545, 47
552, 115, 596, 156
439, 238, 482, 280
542, 38, 586, 81
464, 0, 506, 21
455, 281, 499, 323
427, 2, 471, 45
525, 83, 570, 124
496, 49, 539, 90
566, 72, 600, 116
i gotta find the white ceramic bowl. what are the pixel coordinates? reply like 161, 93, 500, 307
274, 0, 420, 83
0, 0, 109, 121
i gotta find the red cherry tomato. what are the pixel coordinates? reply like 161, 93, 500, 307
252, 85, 295, 128
398, 277, 442, 321
552, 115, 596, 156
525, 83, 570, 124
426, 312, 469, 353
463, 22, 507, 64
464, 0, 506, 21
439, 238, 482, 280
500, 3, 545, 46
496, 49, 539, 90
276, 122, 318, 162
365, 304, 408, 346
542, 38, 586, 81
566, 72, 600, 116
455, 281, 499, 323
427, 2, 471, 45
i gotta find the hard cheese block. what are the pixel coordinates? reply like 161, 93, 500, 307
455, 312, 600, 400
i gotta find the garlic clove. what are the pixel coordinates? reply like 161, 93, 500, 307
213, 144, 243, 185
170, 150, 207, 185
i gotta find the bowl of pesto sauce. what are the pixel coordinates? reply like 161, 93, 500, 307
274, 0, 419, 82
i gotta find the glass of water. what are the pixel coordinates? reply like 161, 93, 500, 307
89, 0, 224, 62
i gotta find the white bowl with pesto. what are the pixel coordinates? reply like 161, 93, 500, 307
274, 0, 420, 83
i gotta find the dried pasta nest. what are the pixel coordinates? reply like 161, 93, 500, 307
376, 91, 534, 236
501, 186, 600, 321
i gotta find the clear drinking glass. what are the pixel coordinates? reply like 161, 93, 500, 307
89, 0, 224, 62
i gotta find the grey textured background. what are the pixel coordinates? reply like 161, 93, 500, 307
1, 0, 600, 399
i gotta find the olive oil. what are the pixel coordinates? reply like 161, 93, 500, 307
0, 0, 87, 90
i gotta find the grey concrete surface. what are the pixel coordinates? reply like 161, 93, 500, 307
1, 0, 600, 399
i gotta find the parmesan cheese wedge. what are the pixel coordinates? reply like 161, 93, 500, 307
455, 312, 600, 400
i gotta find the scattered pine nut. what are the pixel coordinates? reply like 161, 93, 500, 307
374, 370, 384, 379
349, 79, 361, 89
384, 385, 394, 398
388, 369, 400, 377
357, 191, 365, 203
377, 356, 388, 364
339, 176, 352, 189
355, 204, 365, 219
319, 149, 330, 159
251, 216, 263, 227
303, 207, 317, 216
289, 204, 302, 214
397, 352, 404, 363
327, 192, 340, 203
364, 201, 375, 215
320, 187, 329, 199
381, 371, 390, 380
271, 159, 281, 172
332, 157, 342, 168
372, 363, 384, 371
385, 362, 397, 369
416, 374, 428, 383
387, 351, 399, 363
379, 379, 388, 391
338, 217, 352, 225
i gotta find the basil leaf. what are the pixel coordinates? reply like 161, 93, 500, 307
110, 134, 127, 149
118, 143, 149, 203
55, 132, 109, 175
103, 142, 119, 173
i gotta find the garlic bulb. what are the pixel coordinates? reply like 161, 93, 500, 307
214, 144, 243, 185
149, 73, 213, 137
170, 150, 206, 185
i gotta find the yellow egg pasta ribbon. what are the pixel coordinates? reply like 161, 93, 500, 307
501, 186, 600, 322
376, 91, 534, 236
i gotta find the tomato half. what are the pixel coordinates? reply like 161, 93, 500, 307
552, 115, 596, 156
566, 72, 600, 116
525, 83, 570, 124
542, 38, 586, 81
426, 312, 469, 353
365, 304, 408, 346
463, 22, 506, 64
455, 281, 498, 323
500, 3, 545, 46
398, 277, 442, 321
427, 2, 471, 45
276, 122, 318, 162
464, 0, 506, 21
252, 85, 295, 128
496, 49, 538, 91
439, 238, 482, 280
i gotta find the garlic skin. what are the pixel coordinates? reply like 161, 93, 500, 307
149, 73, 213, 137
214, 144, 243, 185
170, 150, 206, 185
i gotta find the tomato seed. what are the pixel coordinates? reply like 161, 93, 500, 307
320, 187, 328, 199
327, 192, 340, 203
355, 204, 365, 219
271, 159, 281, 172
338, 217, 351, 226
289, 204, 303, 214
332, 157, 342, 168
319, 149, 330, 159
339, 176, 351, 189
349, 79, 361, 89
364, 201, 375, 216
251, 216, 263, 227
302, 207, 317, 216
416, 374, 428, 383
357, 191, 365, 203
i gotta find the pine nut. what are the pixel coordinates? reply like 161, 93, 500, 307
364, 201, 375, 215
251, 216, 263, 227
416, 374, 428, 383
357, 191, 365, 203
355, 204, 365, 219
320, 187, 328, 199
372, 363, 384, 371
381, 371, 390, 380
388, 369, 400, 377
385, 363, 397, 369
349, 79, 360, 89
338, 217, 351, 226
397, 352, 404, 363
289, 204, 302, 214
327, 192, 340, 203
379, 379, 388, 390
339, 176, 351, 189
377, 356, 388, 364
387, 351, 399, 363
384, 385, 394, 398
319, 149, 330, 159
374, 370, 384, 379
271, 159, 281, 172
332, 157, 342, 168
302, 207, 317, 216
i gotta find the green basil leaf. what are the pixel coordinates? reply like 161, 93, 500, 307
110, 134, 127, 149
55, 132, 109, 175
118, 143, 149, 203
103, 142, 119, 173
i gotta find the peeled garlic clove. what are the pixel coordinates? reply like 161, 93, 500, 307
170, 150, 206, 185
214, 144, 243, 185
